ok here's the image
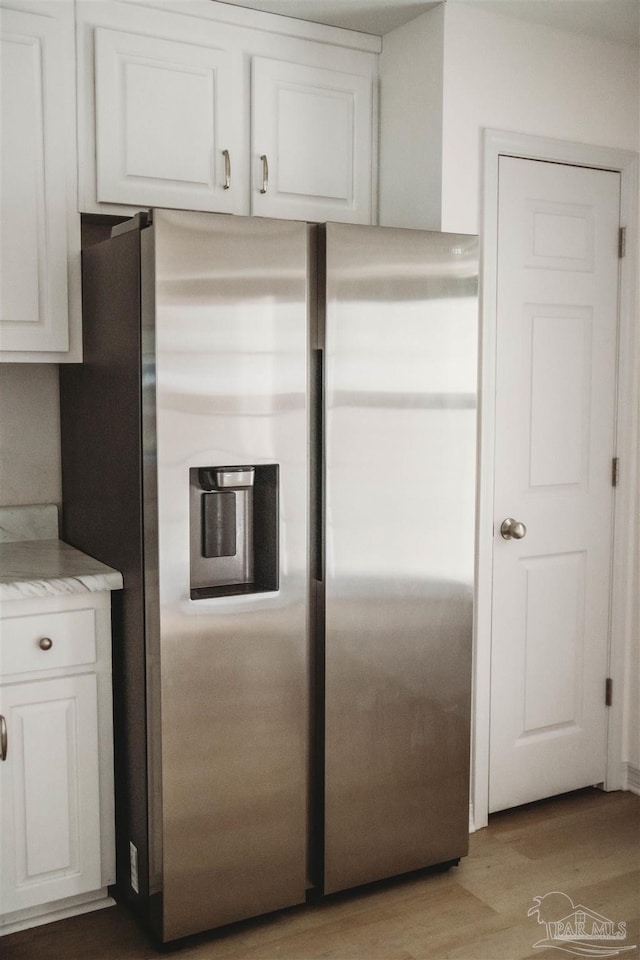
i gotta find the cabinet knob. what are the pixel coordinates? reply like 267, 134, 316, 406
38, 636, 53, 651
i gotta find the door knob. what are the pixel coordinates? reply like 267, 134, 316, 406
500, 518, 527, 540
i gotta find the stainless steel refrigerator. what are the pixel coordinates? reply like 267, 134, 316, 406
60, 210, 478, 942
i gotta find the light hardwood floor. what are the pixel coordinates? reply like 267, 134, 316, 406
4, 788, 639, 960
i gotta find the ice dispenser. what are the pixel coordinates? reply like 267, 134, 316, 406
190, 465, 278, 599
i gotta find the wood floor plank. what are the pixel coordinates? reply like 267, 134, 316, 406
2, 788, 638, 960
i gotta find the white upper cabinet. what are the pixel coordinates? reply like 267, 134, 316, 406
251, 57, 372, 224
78, 0, 379, 223
94, 28, 245, 213
0, 1, 81, 361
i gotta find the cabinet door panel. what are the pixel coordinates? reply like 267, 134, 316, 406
95, 28, 243, 212
0, 675, 101, 913
22, 697, 73, 876
0, 6, 74, 352
252, 57, 372, 224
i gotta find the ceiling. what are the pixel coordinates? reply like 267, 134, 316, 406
216, 0, 640, 45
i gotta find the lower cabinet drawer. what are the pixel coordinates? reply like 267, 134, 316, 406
0, 608, 97, 676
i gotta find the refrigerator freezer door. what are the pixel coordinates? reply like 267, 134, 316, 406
322, 223, 478, 894
149, 211, 310, 939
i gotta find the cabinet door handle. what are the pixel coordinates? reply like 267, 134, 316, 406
39, 636, 53, 650
0, 715, 7, 761
222, 149, 231, 190
260, 154, 269, 194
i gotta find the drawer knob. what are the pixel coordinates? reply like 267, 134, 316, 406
38, 637, 53, 651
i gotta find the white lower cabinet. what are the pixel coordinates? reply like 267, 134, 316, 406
0, 675, 101, 913
0, 593, 115, 933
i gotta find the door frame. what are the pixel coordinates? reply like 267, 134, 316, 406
472, 129, 639, 830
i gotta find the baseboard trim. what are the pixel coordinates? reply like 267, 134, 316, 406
0, 891, 115, 937
624, 762, 640, 796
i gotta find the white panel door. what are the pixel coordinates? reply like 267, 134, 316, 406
0, 675, 101, 912
489, 157, 620, 813
0, 4, 74, 352
251, 57, 372, 223
94, 28, 245, 213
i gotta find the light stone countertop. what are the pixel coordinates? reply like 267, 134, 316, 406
0, 539, 123, 601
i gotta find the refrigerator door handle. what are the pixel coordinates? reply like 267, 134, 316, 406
313, 348, 325, 583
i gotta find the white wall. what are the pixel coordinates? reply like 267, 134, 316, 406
625, 396, 640, 778
379, 3, 640, 232
0, 365, 61, 508
378, 4, 444, 229
440, 3, 640, 233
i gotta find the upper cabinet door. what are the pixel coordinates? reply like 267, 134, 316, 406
251, 57, 372, 224
94, 28, 245, 213
0, 2, 79, 357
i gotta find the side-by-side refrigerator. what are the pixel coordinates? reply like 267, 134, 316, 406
60, 210, 478, 943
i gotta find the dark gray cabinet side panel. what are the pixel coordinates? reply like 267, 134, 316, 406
59, 231, 150, 910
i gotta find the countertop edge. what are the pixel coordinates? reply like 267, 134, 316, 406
0, 539, 124, 603
0, 570, 124, 602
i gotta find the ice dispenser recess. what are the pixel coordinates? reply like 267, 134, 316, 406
201, 491, 236, 558
190, 465, 279, 599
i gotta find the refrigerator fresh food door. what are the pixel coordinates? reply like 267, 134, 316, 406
149, 210, 310, 940
322, 223, 478, 894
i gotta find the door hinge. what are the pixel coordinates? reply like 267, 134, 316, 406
618, 226, 626, 258
612, 457, 619, 487
605, 677, 613, 707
